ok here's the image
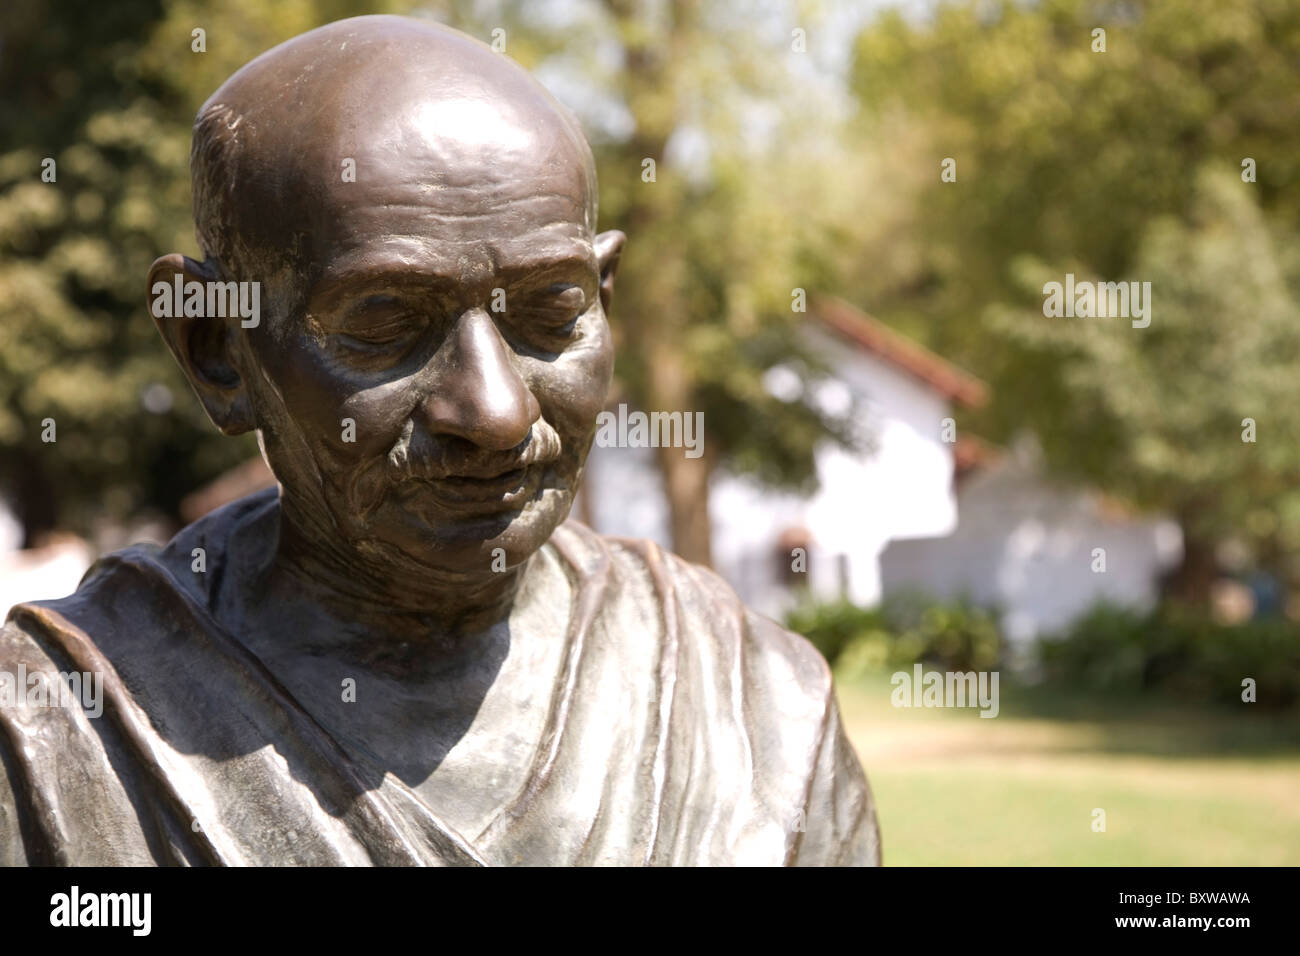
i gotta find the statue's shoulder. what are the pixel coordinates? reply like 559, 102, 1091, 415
0, 488, 283, 866
4, 486, 279, 643
554, 520, 834, 707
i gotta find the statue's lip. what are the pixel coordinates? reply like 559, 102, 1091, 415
439, 465, 526, 488
407, 462, 542, 509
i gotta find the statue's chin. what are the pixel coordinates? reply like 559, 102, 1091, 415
358, 483, 574, 576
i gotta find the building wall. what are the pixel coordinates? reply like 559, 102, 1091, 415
879, 442, 1183, 646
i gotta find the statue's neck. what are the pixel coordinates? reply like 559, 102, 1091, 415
268, 506, 529, 638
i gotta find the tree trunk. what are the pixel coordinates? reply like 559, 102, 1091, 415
646, 338, 712, 565
15, 449, 57, 548
656, 438, 712, 567
1163, 520, 1218, 606
603, 0, 713, 565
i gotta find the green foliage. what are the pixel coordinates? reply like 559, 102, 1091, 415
792, 589, 1300, 713
873, 592, 1003, 673
988, 170, 1300, 552
1, 0, 235, 537
786, 598, 891, 666
846, 0, 1300, 590
1038, 603, 1300, 710
786, 593, 1003, 674
1034, 603, 1152, 694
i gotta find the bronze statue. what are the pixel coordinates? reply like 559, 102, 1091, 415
0, 15, 879, 866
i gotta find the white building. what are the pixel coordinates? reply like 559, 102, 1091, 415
880, 436, 1183, 646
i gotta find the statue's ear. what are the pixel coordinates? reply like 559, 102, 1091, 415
147, 254, 256, 435
593, 230, 626, 316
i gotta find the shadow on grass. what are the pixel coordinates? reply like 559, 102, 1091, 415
841, 669, 1300, 759
998, 679, 1300, 758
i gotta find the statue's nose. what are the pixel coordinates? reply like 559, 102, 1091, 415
419, 308, 539, 451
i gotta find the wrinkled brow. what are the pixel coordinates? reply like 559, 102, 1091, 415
308, 249, 600, 305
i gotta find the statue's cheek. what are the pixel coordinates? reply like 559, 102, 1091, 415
533, 342, 611, 429
568, 316, 615, 392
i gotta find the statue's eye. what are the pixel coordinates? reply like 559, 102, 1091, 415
336, 296, 426, 350
524, 285, 587, 337
342, 320, 420, 346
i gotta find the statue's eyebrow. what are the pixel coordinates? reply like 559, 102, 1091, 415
497, 252, 599, 287
309, 249, 599, 305
306, 266, 461, 309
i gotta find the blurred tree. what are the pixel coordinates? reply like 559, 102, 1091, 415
0, 0, 188, 544
992, 171, 1300, 598
847, 0, 1300, 599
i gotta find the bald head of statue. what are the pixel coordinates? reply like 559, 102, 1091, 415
148, 15, 625, 602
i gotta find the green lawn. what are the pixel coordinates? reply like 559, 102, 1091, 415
835, 671, 1300, 865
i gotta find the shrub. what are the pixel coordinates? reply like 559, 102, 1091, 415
1038, 604, 1300, 710
789, 594, 1300, 711
1035, 604, 1152, 694
785, 599, 890, 667
786, 593, 1003, 674
878, 592, 1002, 673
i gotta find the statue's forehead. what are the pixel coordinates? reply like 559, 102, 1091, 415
289, 137, 594, 285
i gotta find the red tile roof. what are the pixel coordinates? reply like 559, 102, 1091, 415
811, 294, 990, 409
